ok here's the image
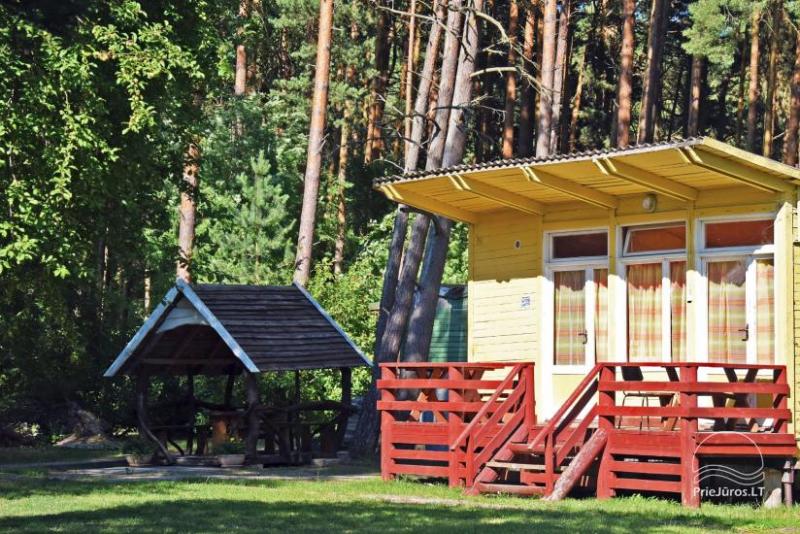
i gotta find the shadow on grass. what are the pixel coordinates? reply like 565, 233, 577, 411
0, 490, 738, 533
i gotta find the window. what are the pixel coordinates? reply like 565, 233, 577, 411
552, 268, 608, 367
623, 224, 686, 255
704, 220, 773, 249
552, 232, 607, 259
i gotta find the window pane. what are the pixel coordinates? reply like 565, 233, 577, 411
625, 225, 686, 254
705, 220, 773, 248
554, 270, 586, 366
627, 263, 662, 361
552, 232, 607, 259
707, 260, 747, 363
756, 259, 774, 364
594, 269, 609, 362
670, 262, 687, 362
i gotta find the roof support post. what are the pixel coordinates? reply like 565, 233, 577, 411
245, 371, 261, 463
521, 166, 620, 209
336, 367, 352, 448
136, 370, 174, 464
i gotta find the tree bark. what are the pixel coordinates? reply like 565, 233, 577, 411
550, 0, 571, 152
177, 142, 199, 283
501, 0, 519, 158
404, 0, 484, 362
637, 0, 667, 144
762, 3, 780, 158
783, 29, 800, 165
517, 3, 537, 156
293, 0, 334, 286
365, 0, 392, 164
746, 6, 761, 152
735, 35, 747, 146
245, 372, 261, 461
404, 0, 418, 156
687, 55, 704, 137
616, 0, 635, 148
535, 0, 557, 156
234, 0, 249, 96
567, 45, 585, 152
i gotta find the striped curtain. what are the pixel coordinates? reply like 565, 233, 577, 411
670, 262, 687, 361
594, 269, 609, 362
627, 263, 662, 361
554, 270, 585, 366
708, 260, 747, 363
756, 259, 774, 364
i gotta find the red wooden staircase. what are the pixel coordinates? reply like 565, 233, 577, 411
378, 361, 796, 507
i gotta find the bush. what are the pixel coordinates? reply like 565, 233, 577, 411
120, 438, 154, 455
213, 440, 245, 455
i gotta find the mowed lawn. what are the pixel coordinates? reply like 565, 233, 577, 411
1, 474, 799, 533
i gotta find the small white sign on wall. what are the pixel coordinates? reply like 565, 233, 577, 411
520, 294, 531, 310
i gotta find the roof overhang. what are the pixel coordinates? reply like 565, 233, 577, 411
374, 138, 800, 222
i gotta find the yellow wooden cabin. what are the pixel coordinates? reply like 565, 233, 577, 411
375, 137, 800, 447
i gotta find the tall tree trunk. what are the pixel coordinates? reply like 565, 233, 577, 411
736, 35, 747, 146
783, 28, 800, 166
517, 3, 537, 156
535, 0, 557, 156
637, 0, 667, 144
365, 0, 392, 164
404, 0, 484, 362
502, 0, 519, 158
568, 44, 585, 151
687, 55, 704, 137
746, 6, 761, 152
293, 0, 334, 286
404, 0, 418, 156
616, 0, 635, 148
763, 3, 780, 158
550, 0, 571, 152
234, 0, 249, 96
177, 142, 199, 283
351, 0, 447, 458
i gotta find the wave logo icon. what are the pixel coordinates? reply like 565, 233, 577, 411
692, 432, 765, 489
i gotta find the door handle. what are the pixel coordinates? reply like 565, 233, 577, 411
738, 324, 749, 342
577, 330, 588, 345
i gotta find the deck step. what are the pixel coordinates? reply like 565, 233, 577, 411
486, 460, 556, 471
475, 482, 546, 496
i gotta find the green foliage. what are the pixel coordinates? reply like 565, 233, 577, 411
120, 437, 154, 455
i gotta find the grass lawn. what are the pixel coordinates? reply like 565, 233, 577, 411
1, 473, 798, 533
0, 447, 120, 466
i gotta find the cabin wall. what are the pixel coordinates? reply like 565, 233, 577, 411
468, 187, 797, 435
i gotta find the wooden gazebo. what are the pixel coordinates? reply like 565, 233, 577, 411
105, 279, 370, 464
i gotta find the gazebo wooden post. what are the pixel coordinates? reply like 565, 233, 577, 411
336, 367, 352, 447
135, 369, 174, 464
224, 373, 235, 408
186, 373, 196, 455
245, 371, 261, 462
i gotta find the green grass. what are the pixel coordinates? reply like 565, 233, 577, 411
0, 474, 798, 533
0, 447, 120, 466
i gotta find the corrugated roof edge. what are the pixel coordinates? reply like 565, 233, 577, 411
374, 137, 708, 187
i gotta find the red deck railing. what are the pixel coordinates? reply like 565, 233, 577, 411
377, 362, 534, 487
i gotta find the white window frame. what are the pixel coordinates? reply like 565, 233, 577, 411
622, 222, 687, 257
695, 213, 777, 368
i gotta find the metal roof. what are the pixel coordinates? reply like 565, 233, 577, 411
104, 279, 370, 377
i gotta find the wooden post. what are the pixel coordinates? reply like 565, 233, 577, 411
380, 365, 396, 480
596, 364, 615, 499
447, 364, 464, 487
187, 373, 196, 455
136, 370, 173, 464
245, 372, 261, 462
336, 367, 352, 448
224, 373, 235, 408
680, 365, 700, 507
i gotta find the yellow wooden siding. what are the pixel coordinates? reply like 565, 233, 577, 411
469, 211, 540, 363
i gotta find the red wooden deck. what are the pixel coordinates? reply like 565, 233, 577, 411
377, 361, 797, 507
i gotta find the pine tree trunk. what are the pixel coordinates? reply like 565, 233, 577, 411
234, 0, 249, 96
616, 0, 635, 148
365, 0, 392, 164
517, 3, 537, 156
687, 55, 704, 137
783, 29, 800, 166
404, 0, 484, 362
746, 6, 761, 152
293, 0, 334, 286
535, 0, 557, 156
550, 0, 571, 152
763, 3, 780, 158
637, 0, 667, 144
177, 142, 199, 283
568, 45, 585, 151
736, 35, 747, 146
403, 0, 418, 155
334, 27, 357, 276
502, 0, 519, 158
